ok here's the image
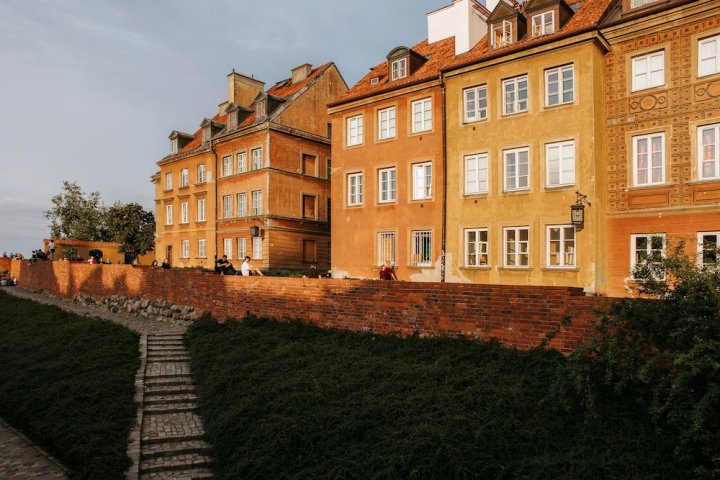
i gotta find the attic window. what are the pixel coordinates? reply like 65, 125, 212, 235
532, 12, 554, 36
492, 20, 513, 48
370, 77, 380, 86
171, 138, 178, 154
629, 0, 660, 7
391, 58, 407, 81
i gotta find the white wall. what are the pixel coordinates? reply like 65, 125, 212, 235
427, 0, 488, 56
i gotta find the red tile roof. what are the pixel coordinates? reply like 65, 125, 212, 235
178, 114, 227, 154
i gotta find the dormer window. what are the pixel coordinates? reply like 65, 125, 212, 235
391, 58, 407, 81
370, 77, 380, 86
492, 20, 513, 48
532, 12, 554, 37
171, 138, 178, 154
630, 0, 659, 7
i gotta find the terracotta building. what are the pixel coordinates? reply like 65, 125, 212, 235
155, 63, 348, 271
600, 0, 720, 296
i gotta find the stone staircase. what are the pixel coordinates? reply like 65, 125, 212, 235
138, 334, 213, 480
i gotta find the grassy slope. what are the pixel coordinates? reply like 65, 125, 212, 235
187, 317, 688, 480
0, 290, 139, 480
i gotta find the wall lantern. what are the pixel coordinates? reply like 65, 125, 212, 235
250, 226, 261, 237
570, 191, 591, 229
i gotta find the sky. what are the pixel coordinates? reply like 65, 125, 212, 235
0, 0, 441, 256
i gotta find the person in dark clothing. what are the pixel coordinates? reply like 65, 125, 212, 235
215, 255, 237, 275
161, 259, 171, 269
379, 260, 398, 280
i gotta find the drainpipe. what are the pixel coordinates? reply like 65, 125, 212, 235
211, 140, 218, 264
440, 72, 448, 283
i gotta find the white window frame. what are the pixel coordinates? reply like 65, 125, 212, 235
237, 238, 247, 260
251, 190, 263, 216
465, 153, 489, 195
632, 51, 665, 92
237, 152, 247, 173
223, 238, 232, 259
503, 75, 528, 115
180, 168, 189, 187
411, 230, 432, 267
165, 204, 173, 225
504, 147, 530, 192
378, 107, 396, 140
376, 231, 397, 266
252, 236, 263, 260
180, 202, 189, 224
699, 35, 720, 77
411, 98, 432, 133
697, 231, 720, 269
237, 192, 247, 217
347, 172, 364, 206
463, 85, 488, 123
251, 148, 262, 170
546, 141, 575, 187
546, 225, 576, 268
631, 233, 666, 279
197, 199, 206, 222
197, 164, 206, 184
222, 156, 233, 176
633, 133, 665, 186
378, 167, 396, 203
532, 11, 554, 36
412, 162, 433, 200
181, 240, 190, 259
545, 65, 574, 107
492, 20, 512, 48
698, 123, 720, 180
346, 115, 364, 146
198, 239, 206, 258
504, 227, 530, 268
171, 138, 178, 154
222, 195, 233, 219
630, 0, 660, 8
465, 228, 489, 267
391, 58, 407, 80
165, 172, 173, 190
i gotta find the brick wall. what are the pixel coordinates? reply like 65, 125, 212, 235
9, 261, 613, 353
0, 257, 11, 273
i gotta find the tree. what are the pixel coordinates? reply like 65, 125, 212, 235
44, 181, 109, 241
105, 202, 155, 260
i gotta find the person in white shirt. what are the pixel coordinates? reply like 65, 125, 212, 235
240, 256, 263, 276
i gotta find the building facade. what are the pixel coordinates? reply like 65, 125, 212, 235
155, 63, 347, 272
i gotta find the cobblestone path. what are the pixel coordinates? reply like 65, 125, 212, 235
0, 418, 69, 479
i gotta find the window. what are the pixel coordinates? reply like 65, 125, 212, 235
546, 141, 575, 187
165, 205, 173, 225
251, 148, 262, 170
222, 195, 232, 219
465, 229, 489, 267
303, 154, 317, 176
630, 0, 660, 7
631, 234, 665, 279
180, 202, 189, 224
412, 162, 432, 200
303, 240, 317, 263
464, 85, 488, 122
378, 107, 396, 140
237, 152, 247, 173
222, 156, 233, 176
503, 75, 528, 115
198, 239, 206, 258
252, 236, 263, 259
545, 65, 574, 106
632, 51, 664, 91
633, 133, 665, 186
181, 240, 190, 259
346, 115, 363, 146
251, 190, 263, 216
237, 238, 247, 260
699, 123, 720, 180
377, 232, 397, 266
171, 138, 178, 154
411, 230, 432, 267
347, 173, 363, 206
223, 238, 232, 259
504, 227, 530, 267
237, 192, 247, 217
391, 58, 407, 80
165, 172, 173, 190
197, 164, 206, 183
465, 154, 489, 195
547, 226, 576, 268
180, 168, 189, 187
492, 20, 512, 48
698, 232, 720, 269
197, 199, 206, 222
378, 167, 396, 203
504, 148, 530, 191
303, 195, 317, 219
532, 12, 554, 36
412, 98, 432, 133
699, 35, 720, 77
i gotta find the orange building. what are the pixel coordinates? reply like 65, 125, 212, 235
155, 63, 347, 272
600, 0, 720, 296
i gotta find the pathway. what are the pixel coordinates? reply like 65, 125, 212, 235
0, 418, 68, 479
1, 287, 214, 480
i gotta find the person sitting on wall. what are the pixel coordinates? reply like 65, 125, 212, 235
151, 260, 159, 268
215, 255, 236, 275
161, 259, 171, 269
48, 239, 55, 260
240, 256, 263, 276
379, 260, 398, 280
2, 252, 7, 258
302, 263, 320, 278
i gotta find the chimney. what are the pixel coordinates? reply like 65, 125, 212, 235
427, 0, 488, 56
291, 63, 313, 84
227, 71, 265, 108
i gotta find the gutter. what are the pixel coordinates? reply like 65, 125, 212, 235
440, 72, 448, 283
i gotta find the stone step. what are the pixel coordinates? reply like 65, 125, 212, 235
147, 343, 185, 349
141, 439, 211, 460
139, 452, 212, 474
144, 402, 197, 414
139, 467, 213, 480
145, 377, 194, 388
145, 384, 196, 396
141, 432, 205, 446
145, 371, 192, 380
147, 352, 190, 358
147, 356, 191, 363
149, 334, 185, 339
147, 346, 187, 352
143, 393, 197, 405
